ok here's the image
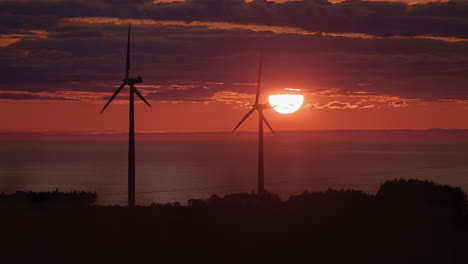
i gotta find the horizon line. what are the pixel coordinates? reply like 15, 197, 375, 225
1, 128, 468, 134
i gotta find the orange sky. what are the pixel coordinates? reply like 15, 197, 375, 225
2, 96, 468, 132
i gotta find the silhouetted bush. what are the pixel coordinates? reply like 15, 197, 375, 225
180, 192, 282, 210
377, 179, 467, 211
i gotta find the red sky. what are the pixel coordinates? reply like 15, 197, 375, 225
2, 94, 468, 132
1, 0, 468, 132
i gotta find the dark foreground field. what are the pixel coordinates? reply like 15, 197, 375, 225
1, 179, 467, 264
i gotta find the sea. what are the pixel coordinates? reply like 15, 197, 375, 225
2, 131, 468, 205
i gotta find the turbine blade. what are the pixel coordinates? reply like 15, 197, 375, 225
134, 87, 152, 108
101, 82, 126, 114
232, 108, 256, 133
262, 115, 276, 135
125, 23, 131, 79
255, 53, 263, 105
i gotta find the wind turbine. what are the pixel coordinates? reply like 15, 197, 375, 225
101, 24, 151, 207
232, 54, 276, 195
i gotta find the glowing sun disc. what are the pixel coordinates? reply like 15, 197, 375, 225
269, 94, 304, 114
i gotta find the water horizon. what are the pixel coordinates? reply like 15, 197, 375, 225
2, 130, 468, 205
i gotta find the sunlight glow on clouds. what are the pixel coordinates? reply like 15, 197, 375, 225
0, 30, 49, 47
65, 17, 468, 43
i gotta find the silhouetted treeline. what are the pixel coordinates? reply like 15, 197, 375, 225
1, 179, 466, 264
180, 179, 466, 212
0, 190, 96, 207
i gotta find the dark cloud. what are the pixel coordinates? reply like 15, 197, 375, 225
1, 0, 468, 37
1, 20, 467, 102
149, 0, 468, 38
0, 13, 59, 34
145, 82, 256, 102
0, 1, 467, 102
146, 85, 218, 102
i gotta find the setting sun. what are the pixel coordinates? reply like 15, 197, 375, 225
269, 90, 304, 114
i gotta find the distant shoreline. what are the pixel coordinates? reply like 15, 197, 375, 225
2, 129, 468, 141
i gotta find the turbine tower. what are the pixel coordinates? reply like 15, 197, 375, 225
232, 54, 275, 195
101, 24, 151, 207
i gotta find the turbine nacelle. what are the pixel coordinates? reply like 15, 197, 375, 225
253, 103, 271, 110
124, 76, 143, 84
